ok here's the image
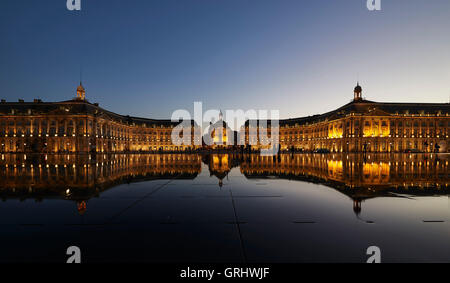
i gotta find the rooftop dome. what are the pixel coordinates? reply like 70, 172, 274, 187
76, 82, 86, 100
77, 83, 85, 92
353, 82, 363, 101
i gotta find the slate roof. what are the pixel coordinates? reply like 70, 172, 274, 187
0, 99, 199, 127
245, 99, 450, 127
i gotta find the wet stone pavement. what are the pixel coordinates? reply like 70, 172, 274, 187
0, 153, 449, 262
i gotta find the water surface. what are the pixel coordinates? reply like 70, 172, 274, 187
0, 153, 448, 262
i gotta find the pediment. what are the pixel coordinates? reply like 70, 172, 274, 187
95, 111, 118, 121
364, 107, 391, 116
45, 108, 71, 116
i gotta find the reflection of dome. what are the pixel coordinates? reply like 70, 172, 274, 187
353, 199, 361, 215
201, 154, 241, 187
77, 201, 87, 215
206, 154, 231, 187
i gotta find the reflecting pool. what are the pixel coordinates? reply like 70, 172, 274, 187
0, 153, 449, 262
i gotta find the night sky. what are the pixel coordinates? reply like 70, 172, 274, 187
1, 0, 449, 121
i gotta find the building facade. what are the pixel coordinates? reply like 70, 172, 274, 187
0, 83, 448, 153
0, 83, 202, 153
203, 111, 239, 150
245, 84, 449, 153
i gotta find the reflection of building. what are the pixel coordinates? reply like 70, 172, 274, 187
77, 201, 87, 215
0, 152, 448, 214
0, 83, 201, 153
203, 154, 240, 187
245, 83, 449, 153
0, 154, 202, 213
240, 153, 448, 189
240, 153, 449, 214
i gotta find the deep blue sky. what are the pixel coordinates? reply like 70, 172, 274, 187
1, 0, 449, 120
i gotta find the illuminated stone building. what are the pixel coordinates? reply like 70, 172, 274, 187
0, 83, 202, 153
245, 83, 449, 153
1, 83, 448, 153
204, 111, 237, 150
